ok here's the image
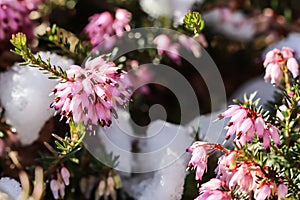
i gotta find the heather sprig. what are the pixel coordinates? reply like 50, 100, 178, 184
38, 24, 90, 64
188, 47, 300, 199
10, 33, 69, 81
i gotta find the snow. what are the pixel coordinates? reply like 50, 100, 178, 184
139, 0, 204, 26
0, 177, 21, 199
202, 8, 256, 41
0, 52, 73, 145
263, 32, 300, 59
84, 109, 135, 174
123, 151, 189, 200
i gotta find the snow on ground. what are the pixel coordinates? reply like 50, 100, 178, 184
263, 32, 300, 58
0, 52, 73, 145
139, 0, 204, 26
202, 8, 256, 41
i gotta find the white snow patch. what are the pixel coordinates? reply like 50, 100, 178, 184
139, 0, 204, 26
203, 8, 256, 41
0, 52, 73, 145
0, 177, 21, 199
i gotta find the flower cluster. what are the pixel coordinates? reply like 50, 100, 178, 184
263, 47, 299, 86
187, 47, 300, 200
195, 178, 230, 200
215, 151, 288, 200
153, 33, 207, 64
0, 0, 41, 41
84, 8, 132, 48
50, 166, 70, 199
218, 104, 280, 149
188, 147, 289, 199
79, 173, 121, 200
50, 55, 131, 128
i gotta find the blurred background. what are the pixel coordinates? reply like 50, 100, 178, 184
1, 0, 300, 199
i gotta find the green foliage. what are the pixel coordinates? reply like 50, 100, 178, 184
10, 33, 69, 80
38, 24, 91, 64
183, 11, 205, 35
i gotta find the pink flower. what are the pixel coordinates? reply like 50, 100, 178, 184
189, 146, 208, 181
58, 179, 65, 198
60, 167, 70, 186
219, 105, 280, 148
51, 55, 131, 128
0, 2, 36, 41
178, 35, 201, 58
196, 190, 230, 200
263, 47, 299, 85
0, 0, 41, 12
153, 34, 181, 64
286, 57, 299, 78
200, 178, 224, 190
195, 33, 208, 48
228, 164, 255, 192
84, 9, 132, 48
187, 142, 215, 181
196, 179, 230, 200
153, 33, 207, 64
261, 124, 281, 149
215, 151, 240, 185
50, 179, 59, 199
277, 183, 288, 199
254, 184, 271, 200
281, 47, 294, 59
113, 8, 131, 36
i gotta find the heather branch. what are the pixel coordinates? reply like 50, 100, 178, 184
10, 33, 70, 81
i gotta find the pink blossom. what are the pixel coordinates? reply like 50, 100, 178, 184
187, 142, 215, 181
277, 183, 288, 199
153, 34, 181, 64
178, 35, 201, 58
50, 179, 59, 199
215, 151, 238, 185
200, 178, 224, 190
255, 116, 265, 138
228, 164, 255, 192
58, 179, 65, 198
281, 47, 294, 59
254, 184, 271, 200
51, 55, 131, 128
153, 33, 207, 63
84, 9, 132, 48
113, 8, 131, 36
219, 105, 280, 148
286, 57, 299, 78
195, 33, 208, 48
0, 1, 37, 41
269, 63, 283, 85
196, 190, 230, 200
60, 167, 70, 186
128, 63, 154, 95
263, 48, 280, 67
261, 124, 281, 149
0, 0, 41, 12
189, 146, 208, 181
196, 179, 230, 200
263, 47, 299, 85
